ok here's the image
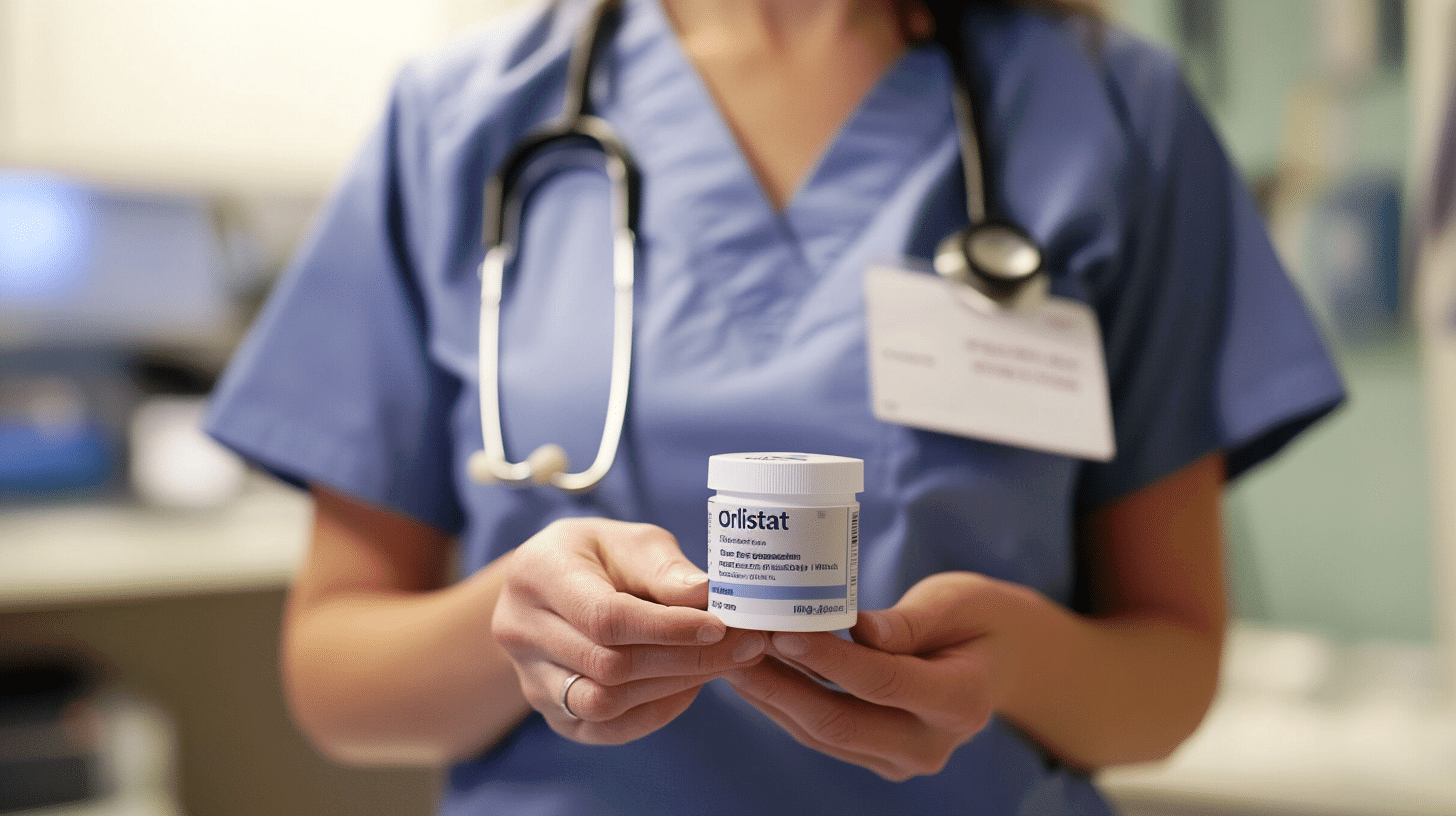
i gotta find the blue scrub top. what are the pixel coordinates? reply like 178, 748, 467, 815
206, 1, 1344, 813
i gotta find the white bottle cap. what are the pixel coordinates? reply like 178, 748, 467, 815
707, 453, 863, 496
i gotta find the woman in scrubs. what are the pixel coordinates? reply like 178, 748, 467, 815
206, 0, 1344, 813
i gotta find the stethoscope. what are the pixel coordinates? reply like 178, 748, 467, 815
467, 0, 1045, 493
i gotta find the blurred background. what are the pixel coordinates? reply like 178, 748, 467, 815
0, 0, 1452, 814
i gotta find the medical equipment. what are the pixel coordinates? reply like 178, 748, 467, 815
466, 0, 637, 493
931, 12, 1047, 311
467, 0, 1045, 493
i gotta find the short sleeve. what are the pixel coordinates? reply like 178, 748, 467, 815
204, 72, 464, 532
1075, 52, 1344, 511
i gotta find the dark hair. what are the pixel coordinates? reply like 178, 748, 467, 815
1006, 0, 1100, 14
942, 0, 1101, 16
899, 0, 1101, 44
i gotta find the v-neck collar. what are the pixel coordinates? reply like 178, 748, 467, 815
788, 45, 955, 273
610, 0, 956, 277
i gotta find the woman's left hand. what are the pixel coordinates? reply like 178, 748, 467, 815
725, 571, 1028, 781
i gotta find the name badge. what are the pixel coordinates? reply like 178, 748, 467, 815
864, 263, 1115, 461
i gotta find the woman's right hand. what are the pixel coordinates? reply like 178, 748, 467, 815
492, 518, 768, 744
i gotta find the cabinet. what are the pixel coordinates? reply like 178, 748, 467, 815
0, 485, 436, 816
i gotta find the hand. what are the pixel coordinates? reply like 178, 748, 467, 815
492, 518, 768, 744
725, 572, 1024, 780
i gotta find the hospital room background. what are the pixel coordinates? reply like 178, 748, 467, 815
0, 0, 1453, 813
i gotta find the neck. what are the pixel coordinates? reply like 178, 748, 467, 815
655, 0, 922, 210
661, 0, 913, 60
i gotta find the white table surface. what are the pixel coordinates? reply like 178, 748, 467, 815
1101, 626, 1456, 816
0, 482, 309, 608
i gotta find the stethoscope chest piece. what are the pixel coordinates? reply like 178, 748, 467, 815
934, 222, 1047, 312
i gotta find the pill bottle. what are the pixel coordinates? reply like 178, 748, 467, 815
706, 453, 862, 631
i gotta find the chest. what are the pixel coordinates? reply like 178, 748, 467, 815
675, 25, 907, 211
421, 10, 1124, 606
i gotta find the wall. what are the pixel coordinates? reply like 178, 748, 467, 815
1112, 0, 1433, 643
1409, 0, 1456, 686
0, 0, 525, 193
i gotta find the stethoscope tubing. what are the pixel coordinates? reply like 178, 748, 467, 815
471, 0, 1046, 493
471, 0, 638, 492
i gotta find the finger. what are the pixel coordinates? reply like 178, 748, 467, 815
571, 592, 721, 647
531, 522, 723, 645
775, 631, 993, 734
591, 522, 712, 609
509, 563, 718, 649
586, 630, 768, 684
733, 688, 903, 779
852, 572, 999, 655
498, 604, 767, 685
553, 577, 724, 647
570, 629, 770, 686
562, 685, 706, 747
564, 671, 730, 723
727, 659, 933, 781
728, 660, 903, 777
770, 632, 941, 712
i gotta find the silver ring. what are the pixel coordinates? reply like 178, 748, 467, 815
560, 673, 584, 721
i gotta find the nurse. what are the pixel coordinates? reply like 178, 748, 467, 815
206, 0, 1344, 813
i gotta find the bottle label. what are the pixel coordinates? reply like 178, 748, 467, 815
707, 499, 858, 623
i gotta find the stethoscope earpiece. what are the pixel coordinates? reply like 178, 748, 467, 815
467, 444, 572, 486
466, 450, 498, 485
524, 444, 570, 483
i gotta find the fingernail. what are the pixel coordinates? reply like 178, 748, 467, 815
865, 612, 891, 643
724, 669, 747, 685
698, 624, 725, 644
773, 633, 807, 657
680, 570, 708, 586
732, 633, 766, 663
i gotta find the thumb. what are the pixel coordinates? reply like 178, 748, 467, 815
853, 572, 996, 655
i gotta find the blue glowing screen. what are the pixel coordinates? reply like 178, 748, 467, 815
0, 172, 93, 301
0, 171, 229, 346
